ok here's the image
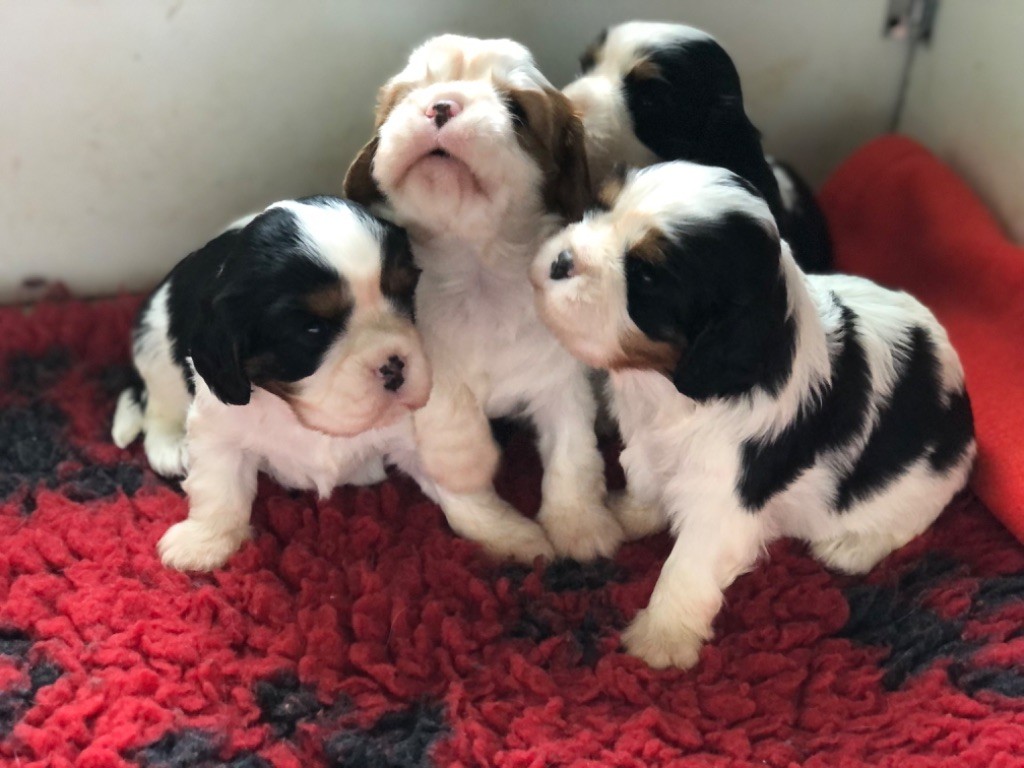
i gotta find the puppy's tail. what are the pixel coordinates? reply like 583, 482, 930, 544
111, 370, 146, 449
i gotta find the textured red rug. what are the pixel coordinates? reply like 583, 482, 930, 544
2, 292, 1024, 768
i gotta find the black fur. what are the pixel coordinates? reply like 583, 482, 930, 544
603, 30, 832, 272
836, 327, 974, 510
769, 158, 833, 274
739, 300, 872, 510
625, 209, 796, 401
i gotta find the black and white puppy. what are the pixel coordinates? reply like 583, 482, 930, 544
564, 21, 832, 273
111, 196, 431, 570
531, 162, 975, 668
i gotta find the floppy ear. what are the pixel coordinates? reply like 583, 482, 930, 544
548, 93, 593, 222
189, 300, 252, 406
379, 223, 420, 317
343, 136, 383, 206
670, 218, 794, 401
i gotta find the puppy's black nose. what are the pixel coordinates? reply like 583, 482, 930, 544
429, 100, 459, 128
549, 250, 575, 280
379, 355, 406, 392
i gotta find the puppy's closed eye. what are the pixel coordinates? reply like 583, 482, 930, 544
504, 94, 528, 126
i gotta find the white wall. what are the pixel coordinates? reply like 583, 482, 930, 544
0, 0, 903, 301
899, 1, 1024, 243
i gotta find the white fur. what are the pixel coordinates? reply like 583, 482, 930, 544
533, 161, 976, 668
362, 35, 624, 561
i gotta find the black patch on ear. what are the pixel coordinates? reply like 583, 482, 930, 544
622, 38, 790, 262
739, 299, 871, 510
379, 222, 420, 319
836, 328, 975, 510
189, 297, 252, 406
626, 211, 794, 401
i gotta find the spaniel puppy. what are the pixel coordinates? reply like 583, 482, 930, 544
112, 196, 431, 570
531, 162, 975, 668
344, 34, 625, 563
564, 21, 833, 274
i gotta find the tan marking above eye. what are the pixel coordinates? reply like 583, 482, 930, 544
628, 58, 662, 81
305, 282, 353, 320
626, 228, 670, 264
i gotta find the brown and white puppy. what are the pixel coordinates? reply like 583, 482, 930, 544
344, 34, 625, 563
532, 162, 974, 668
113, 196, 432, 570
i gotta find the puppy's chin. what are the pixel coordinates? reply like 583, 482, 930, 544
402, 151, 487, 205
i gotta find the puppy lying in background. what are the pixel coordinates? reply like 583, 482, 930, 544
532, 162, 975, 668
344, 35, 625, 562
112, 197, 430, 570
564, 21, 832, 274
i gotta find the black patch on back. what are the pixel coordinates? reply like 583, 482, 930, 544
323, 701, 447, 768
626, 210, 795, 401
770, 158, 834, 273
836, 327, 974, 510
739, 300, 871, 510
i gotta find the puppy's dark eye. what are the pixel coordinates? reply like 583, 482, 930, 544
505, 95, 528, 126
627, 258, 657, 287
304, 318, 330, 336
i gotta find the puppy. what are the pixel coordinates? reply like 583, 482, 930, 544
112, 196, 431, 570
564, 21, 833, 274
344, 34, 625, 563
531, 162, 975, 668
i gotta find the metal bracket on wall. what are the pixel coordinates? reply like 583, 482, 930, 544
884, 0, 941, 131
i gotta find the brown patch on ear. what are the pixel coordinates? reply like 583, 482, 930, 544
506, 87, 593, 222
629, 57, 662, 81
305, 282, 353, 320
343, 82, 412, 205
627, 228, 670, 264
255, 377, 298, 402
609, 328, 681, 376
344, 136, 382, 205
596, 163, 628, 209
578, 27, 608, 73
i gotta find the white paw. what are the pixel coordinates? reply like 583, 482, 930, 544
157, 519, 249, 571
811, 532, 898, 575
607, 491, 667, 541
345, 455, 388, 487
478, 517, 556, 564
539, 500, 625, 562
144, 429, 188, 478
621, 607, 704, 670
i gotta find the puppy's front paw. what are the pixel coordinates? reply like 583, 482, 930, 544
539, 500, 624, 562
479, 518, 556, 564
621, 608, 703, 670
607, 491, 667, 541
144, 428, 188, 478
158, 519, 249, 571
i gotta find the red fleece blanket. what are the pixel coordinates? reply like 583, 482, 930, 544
820, 135, 1024, 543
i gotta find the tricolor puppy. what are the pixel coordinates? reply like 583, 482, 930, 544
344, 34, 625, 563
532, 162, 975, 668
111, 196, 430, 571
564, 21, 832, 274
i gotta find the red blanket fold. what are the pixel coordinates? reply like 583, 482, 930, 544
820, 135, 1024, 543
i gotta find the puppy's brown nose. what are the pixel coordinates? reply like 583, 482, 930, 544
426, 100, 461, 128
550, 250, 575, 280
379, 355, 406, 392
